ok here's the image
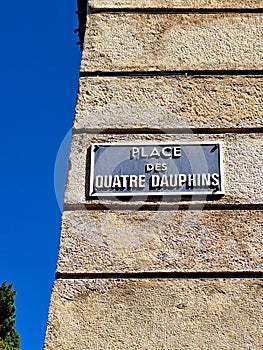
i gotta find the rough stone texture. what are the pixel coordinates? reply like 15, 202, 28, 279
64, 133, 263, 207
89, 0, 263, 9
44, 278, 263, 350
57, 210, 263, 274
74, 76, 263, 130
81, 14, 263, 72
45, 0, 263, 347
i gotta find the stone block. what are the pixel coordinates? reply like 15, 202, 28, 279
81, 14, 263, 72
74, 76, 263, 130
44, 278, 263, 350
64, 133, 263, 207
57, 210, 262, 274
89, 0, 263, 10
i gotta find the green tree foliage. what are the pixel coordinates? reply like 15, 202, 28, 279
0, 340, 9, 350
0, 282, 20, 350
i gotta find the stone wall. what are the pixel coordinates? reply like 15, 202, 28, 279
44, 1, 262, 349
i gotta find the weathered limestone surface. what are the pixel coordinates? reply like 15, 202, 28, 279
74, 76, 263, 130
64, 133, 263, 207
90, 0, 263, 9
57, 210, 263, 273
81, 14, 263, 72
44, 279, 263, 350
45, 0, 263, 346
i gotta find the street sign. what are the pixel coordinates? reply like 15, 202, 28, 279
89, 142, 224, 197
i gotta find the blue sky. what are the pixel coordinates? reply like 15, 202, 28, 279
0, 1, 81, 349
